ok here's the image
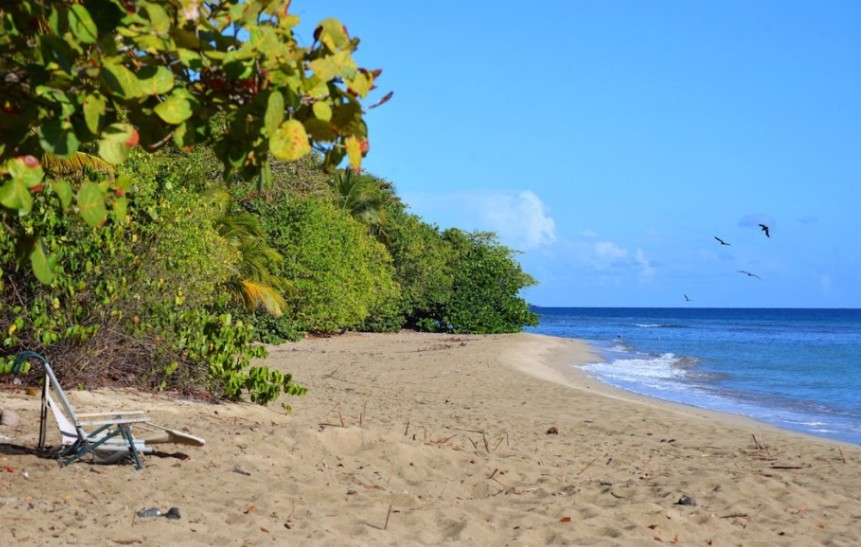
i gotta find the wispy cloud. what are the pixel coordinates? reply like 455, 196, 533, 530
635, 248, 656, 282
403, 189, 556, 250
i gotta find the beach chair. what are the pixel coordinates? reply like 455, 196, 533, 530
12, 351, 204, 470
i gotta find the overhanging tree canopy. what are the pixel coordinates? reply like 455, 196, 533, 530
0, 0, 387, 283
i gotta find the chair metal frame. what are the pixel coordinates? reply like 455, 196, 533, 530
13, 351, 151, 470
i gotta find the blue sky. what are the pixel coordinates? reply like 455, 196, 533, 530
292, 1, 861, 308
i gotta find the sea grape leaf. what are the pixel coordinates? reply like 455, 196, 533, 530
155, 93, 193, 124
98, 123, 136, 164
29, 239, 54, 284
51, 179, 73, 208
270, 120, 311, 161
137, 65, 175, 96
69, 4, 98, 44
0, 179, 32, 213
77, 181, 107, 227
264, 91, 285, 137
82, 93, 107, 135
102, 61, 144, 99
344, 135, 362, 171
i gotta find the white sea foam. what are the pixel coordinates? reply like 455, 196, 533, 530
583, 353, 687, 388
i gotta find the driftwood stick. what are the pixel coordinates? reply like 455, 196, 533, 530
404, 421, 410, 437
839, 446, 847, 464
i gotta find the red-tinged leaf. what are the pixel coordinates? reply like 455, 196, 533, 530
368, 90, 393, 110
270, 120, 310, 161
344, 135, 362, 171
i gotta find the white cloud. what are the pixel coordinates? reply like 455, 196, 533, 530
479, 190, 556, 250
594, 241, 628, 261
635, 248, 655, 282
403, 189, 556, 250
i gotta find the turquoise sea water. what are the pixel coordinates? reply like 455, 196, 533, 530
526, 308, 861, 445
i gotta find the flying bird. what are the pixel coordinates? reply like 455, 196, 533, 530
758, 224, 770, 238
684, 294, 692, 302
714, 236, 731, 246
738, 270, 761, 280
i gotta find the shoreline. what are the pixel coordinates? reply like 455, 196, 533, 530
2, 330, 861, 545
519, 332, 860, 450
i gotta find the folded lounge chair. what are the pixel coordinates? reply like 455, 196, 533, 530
13, 351, 204, 470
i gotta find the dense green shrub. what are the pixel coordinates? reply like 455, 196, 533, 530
381, 207, 454, 331
1, 151, 306, 405
249, 194, 400, 333
440, 229, 539, 334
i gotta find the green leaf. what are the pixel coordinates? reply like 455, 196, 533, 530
138, 65, 175, 96
69, 4, 98, 44
82, 93, 107, 135
270, 120, 311, 161
38, 119, 80, 157
312, 101, 332, 122
102, 61, 144, 99
98, 123, 136, 165
264, 91, 284, 137
317, 18, 351, 51
144, 3, 171, 35
154, 93, 193, 124
29, 239, 54, 284
77, 181, 107, 227
51, 180, 73, 208
0, 179, 32, 213
7, 157, 45, 189
113, 195, 128, 222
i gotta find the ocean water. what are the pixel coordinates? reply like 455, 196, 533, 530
526, 308, 861, 445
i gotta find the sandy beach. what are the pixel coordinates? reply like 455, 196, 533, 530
2, 331, 861, 546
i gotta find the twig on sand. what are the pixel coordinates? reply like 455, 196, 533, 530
577, 458, 597, 476
384, 504, 393, 530
493, 434, 508, 451
338, 404, 345, 427
487, 468, 499, 480
720, 513, 749, 519
403, 421, 410, 437
467, 437, 478, 449
751, 434, 764, 450
359, 401, 367, 426
482, 432, 490, 453
431, 434, 458, 445
839, 447, 847, 464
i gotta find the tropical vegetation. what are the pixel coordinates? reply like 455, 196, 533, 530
1, 1, 538, 407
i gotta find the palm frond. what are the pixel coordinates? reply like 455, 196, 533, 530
238, 279, 287, 317
41, 152, 114, 177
